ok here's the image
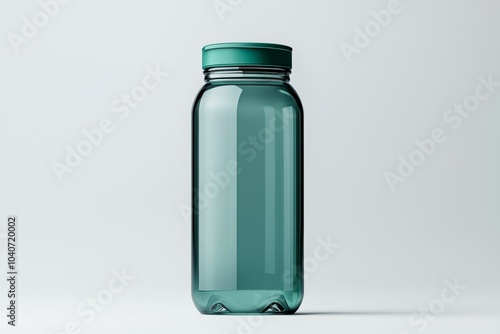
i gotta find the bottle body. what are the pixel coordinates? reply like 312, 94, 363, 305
192, 67, 303, 314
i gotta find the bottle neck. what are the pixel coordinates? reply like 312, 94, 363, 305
204, 66, 290, 83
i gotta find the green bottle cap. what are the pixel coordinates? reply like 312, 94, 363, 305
202, 42, 292, 70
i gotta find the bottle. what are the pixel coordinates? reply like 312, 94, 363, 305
192, 42, 303, 314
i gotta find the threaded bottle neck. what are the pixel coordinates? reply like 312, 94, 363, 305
204, 66, 290, 83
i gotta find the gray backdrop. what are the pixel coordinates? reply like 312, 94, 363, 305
0, 0, 499, 333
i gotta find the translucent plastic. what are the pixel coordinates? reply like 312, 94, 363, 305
192, 68, 303, 314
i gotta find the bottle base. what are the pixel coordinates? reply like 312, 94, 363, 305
192, 289, 302, 315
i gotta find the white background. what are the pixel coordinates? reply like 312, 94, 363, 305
0, 0, 499, 333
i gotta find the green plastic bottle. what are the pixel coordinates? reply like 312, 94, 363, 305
192, 43, 303, 314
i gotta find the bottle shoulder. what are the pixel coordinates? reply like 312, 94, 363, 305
193, 82, 303, 114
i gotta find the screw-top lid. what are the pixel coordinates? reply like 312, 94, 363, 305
202, 42, 292, 70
